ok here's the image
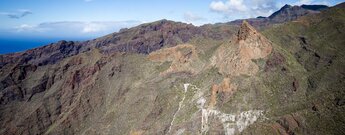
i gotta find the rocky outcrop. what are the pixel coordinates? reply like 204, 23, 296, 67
272, 114, 305, 135
209, 78, 237, 108
148, 44, 202, 76
0, 64, 38, 104
0, 49, 107, 135
212, 21, 272, 76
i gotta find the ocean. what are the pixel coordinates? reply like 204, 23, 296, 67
0, 38, 90, 54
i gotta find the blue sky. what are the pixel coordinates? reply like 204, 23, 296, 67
0, 0, 344, 54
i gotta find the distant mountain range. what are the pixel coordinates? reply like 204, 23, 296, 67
227, 4, 329, 29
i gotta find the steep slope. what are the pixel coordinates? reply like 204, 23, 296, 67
0, 20, 270, 135
259, 3, 345, 134
0, 21, 294, 135
212, 20, 272, 76
0, 19, 239, 135
0, 20, 238, 107
0, 2, 344, 135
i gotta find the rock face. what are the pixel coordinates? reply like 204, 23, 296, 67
212, 21, 272, 76
90, 19, 237, 55
0, 3, 345, 135
209, 78, 237, 108
148, 44, 201, 76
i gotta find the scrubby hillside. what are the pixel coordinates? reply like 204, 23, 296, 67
0, 3, 344, 135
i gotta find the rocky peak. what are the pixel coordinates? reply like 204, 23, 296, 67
227, 4, 329, 29
282, 4, 293, 9
213, 20, 272, 76
269, 4, 299, 19
268, 4, 327, 23
237, 20, 259, 41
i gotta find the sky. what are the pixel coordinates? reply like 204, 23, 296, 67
0, 0, 344, 54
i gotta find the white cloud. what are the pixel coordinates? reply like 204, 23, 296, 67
82, 23, 102, 33
12, 21, 143, 38
297, 0, 312, 4
14, 23, 50, 33
183, 12, 208, 26
210, 1, 231, 12
184, 12, 205, 22
81, 22, 137, 33
209, 0, 331, 21
210, 0, 276, 20
210, 0, 248, 12
294, 0, 330, 5
15, 24, 37, 32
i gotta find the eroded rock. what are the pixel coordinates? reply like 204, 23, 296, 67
148, 44, 202, 76
212, 21, 272, 76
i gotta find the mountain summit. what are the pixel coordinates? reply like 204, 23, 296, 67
213, 21, 272, 76
237, 20, 258, 41
268, 4, 326, 23
228, 4, 329, 29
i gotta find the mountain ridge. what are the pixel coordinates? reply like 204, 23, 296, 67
227, 3, 329, 29
0, 4, 329, 57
